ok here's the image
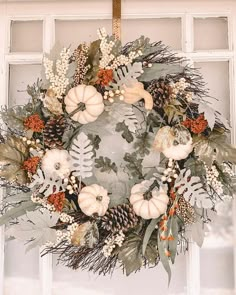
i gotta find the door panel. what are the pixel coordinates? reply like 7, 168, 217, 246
0, 1, 235, 294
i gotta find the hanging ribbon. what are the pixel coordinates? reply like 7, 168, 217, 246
112, 0, 121, 40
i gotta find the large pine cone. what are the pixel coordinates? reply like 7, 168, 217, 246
43, 116, 66, 148
101, 204, 139, 233
147, 79, 173, 111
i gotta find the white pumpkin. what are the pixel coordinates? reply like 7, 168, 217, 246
130, 180, 169, 219
163, 139, 193, 160
64, 85, 104, 124
123, 81, 153, 110
153, 126, 193, 160
78, 184, 110, 216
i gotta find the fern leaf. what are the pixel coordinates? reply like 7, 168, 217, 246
69, 132, 94, 178
174, 169, 212, 209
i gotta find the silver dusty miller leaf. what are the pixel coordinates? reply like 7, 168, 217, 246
112, 62, 143, 88
175, 169, 212, 209
69, 132, 94, 178
29, 169, 64, 197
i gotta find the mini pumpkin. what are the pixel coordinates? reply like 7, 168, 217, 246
153, 125, 193, 160
78, 184, 110, 216
64, 85, 104, 124
123, 81, 153, 110
130, 180, 169, 219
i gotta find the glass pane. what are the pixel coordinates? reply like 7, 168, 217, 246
52, 253, 187, 294
4, 240, 40, 281
194, 17, 228, 50
8, 64, 41, 107
200, 247, 234, 291
200, 201, 234, 291
122, 18, 182, 50
11, 20, 43, 52
55, 19, 112, 49
195, 62, 230, 119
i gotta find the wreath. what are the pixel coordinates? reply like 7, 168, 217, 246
0, 28, 235, 280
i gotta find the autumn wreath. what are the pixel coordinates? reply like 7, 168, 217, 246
0, 28, 235, 280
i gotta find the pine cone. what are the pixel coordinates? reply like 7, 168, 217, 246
101, 204, 139, 233
147, 79, 173, 111
43, 116, 66, 148
176, 196, 195, 225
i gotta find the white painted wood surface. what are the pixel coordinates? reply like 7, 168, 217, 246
0, 1, 235, 294
0, 3, 7, 295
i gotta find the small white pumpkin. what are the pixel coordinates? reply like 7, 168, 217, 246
78, 184, 110, 216
153, 125, 193, 160
123, 81, 153, 110
130, 180, 169, 219
64, 85, 104, 124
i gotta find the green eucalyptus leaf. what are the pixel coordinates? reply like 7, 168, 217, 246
144, 243, 159, 265
158, 234, 172, 285
142, 218, 158, 255
139, 64, 183, 82
168, 216, 179, 264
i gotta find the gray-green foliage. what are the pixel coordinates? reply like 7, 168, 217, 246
118, 231, 159, 276
139, 64, 183, 82
134, 132, 151, 157
0, 104, 32, 132
108, 103, 138, 134
6, 210, 59, 251
123, 152, 143, 179
194, 131, 236, 166
1, 192, 32, 208
157, 233, 171, 284
116, 122, 134, 143
142, 218, 159, 256
95, 156, 118, 174
87, 134, 101, 157
0, 201, 37, 226
27, 79, 44, 103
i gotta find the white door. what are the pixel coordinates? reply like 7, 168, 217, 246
0, 1, 235, 294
